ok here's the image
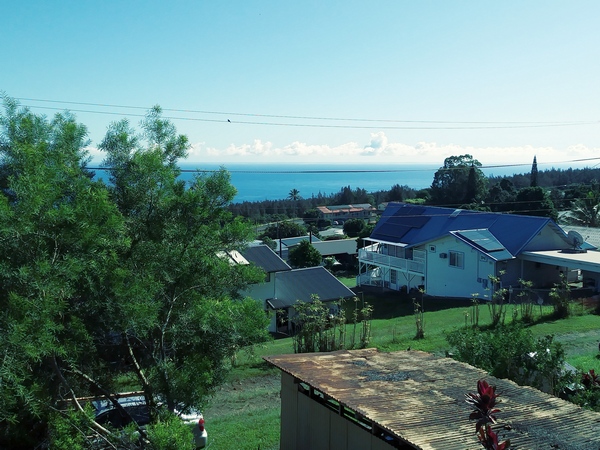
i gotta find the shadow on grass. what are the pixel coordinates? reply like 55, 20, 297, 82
349, 286, 473, 320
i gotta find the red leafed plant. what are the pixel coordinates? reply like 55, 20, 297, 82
581, 369, 600, 389
466, 380, 511, 449
478, 426, 510, 450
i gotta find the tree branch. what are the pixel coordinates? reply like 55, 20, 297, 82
50, 356, 114, 438
67, 365, 149, 441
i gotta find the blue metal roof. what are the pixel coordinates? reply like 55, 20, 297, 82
371, 203, 558, 258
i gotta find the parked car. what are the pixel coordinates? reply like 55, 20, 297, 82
93, 394, 207, 448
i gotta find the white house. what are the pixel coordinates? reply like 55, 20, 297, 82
358, 202, 600, 300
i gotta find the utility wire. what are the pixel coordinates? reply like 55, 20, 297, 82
86, 156, 600, 174
16, 101, 599, 130
15, 97, 592, 125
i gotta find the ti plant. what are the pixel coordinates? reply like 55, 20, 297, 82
465, 380, 511, 450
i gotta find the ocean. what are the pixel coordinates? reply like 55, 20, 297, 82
179, 163, 540, 203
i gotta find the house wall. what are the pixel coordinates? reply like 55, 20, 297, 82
425, 236, 495, 299
524, 225, 569, 251
279, 373, 398, 450
500, 259, 521, 289
520, 259, 571, 289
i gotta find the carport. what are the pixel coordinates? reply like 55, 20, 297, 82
519, 249, 600, 292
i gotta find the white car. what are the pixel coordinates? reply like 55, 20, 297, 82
93, 395, 207, 448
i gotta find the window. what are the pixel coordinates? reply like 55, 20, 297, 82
449, 251, 464, 268
390, 270, 397, 284
429, 245, 436, 253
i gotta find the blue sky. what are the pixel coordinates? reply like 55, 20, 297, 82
1, 1, 599, 169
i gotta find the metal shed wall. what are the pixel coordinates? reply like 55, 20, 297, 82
279, 372, 396, 450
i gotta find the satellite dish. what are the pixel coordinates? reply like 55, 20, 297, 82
567, 230, 584, 249
536, 297, 544, 305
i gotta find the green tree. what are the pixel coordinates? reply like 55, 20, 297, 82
0, 98, 128, 447
288, 188, 301, 218
288, 240, 322, 268
0, 99, 270, 448
387, 184, 406, 202
565, 190, 600, 227
99, 107, 270, 416
486, 178, 517, 212
261, 220, 307, 239
465, 165, 478, 203
530, 155, 539, 187
343, 218, 366, 237
430, 155, 487, 206
357, 223, 376, 249
512, 186, 558, 220
288, 188, 301, 201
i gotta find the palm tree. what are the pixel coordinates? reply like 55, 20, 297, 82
566, 191, 600, 227
288, 188, 301, 219
288, 188, 301, 201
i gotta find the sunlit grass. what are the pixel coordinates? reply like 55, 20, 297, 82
205, 404, 280, 450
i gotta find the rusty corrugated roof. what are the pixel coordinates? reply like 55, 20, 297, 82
264, 348, 600, 449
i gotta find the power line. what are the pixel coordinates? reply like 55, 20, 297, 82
15, 96, 591, 124
15, 98, 599, 130
86, 156, 600, 174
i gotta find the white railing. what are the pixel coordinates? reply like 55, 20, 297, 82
358, 249, 425, 275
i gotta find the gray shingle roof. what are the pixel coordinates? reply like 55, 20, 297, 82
242, 245, 291, 273
268, 266, 354, 309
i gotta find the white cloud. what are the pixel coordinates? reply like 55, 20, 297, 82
87, 133, 600, 169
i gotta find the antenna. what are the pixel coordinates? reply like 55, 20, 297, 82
567, 230, 584, 249
562, 230, 587, 253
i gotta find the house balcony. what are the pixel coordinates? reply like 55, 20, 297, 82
358, 248, 425, 275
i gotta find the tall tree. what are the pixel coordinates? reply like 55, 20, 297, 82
0, 99, 270, 448
530, 155, 539, 187
288, 188, 301, 201
288, 188, 301, 218
99, 107, 270, 416
430, 155, 487, 206
0, 98, 127, 447
464, 164, 478, 204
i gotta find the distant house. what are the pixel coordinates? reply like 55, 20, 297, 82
311, 238, 358, 269
273, 235, 321, 261
358, 202, 600, 300
317, 204, 376, 223
241, 245, 354, 334
265, 348, 600, 450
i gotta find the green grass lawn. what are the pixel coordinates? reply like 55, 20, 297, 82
204, 292, 600, 449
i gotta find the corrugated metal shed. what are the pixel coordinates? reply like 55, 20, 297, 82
265, 349, 600, 449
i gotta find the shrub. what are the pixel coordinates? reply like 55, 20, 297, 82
292, 296, 346, 353
446, 324, 565, 393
